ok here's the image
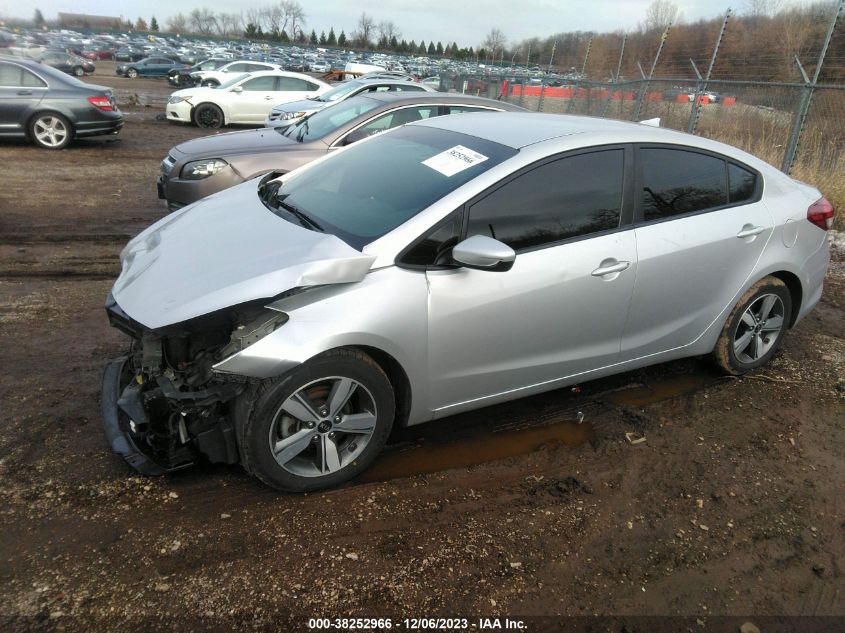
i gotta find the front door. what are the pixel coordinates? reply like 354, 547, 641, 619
422, 147, 637, 411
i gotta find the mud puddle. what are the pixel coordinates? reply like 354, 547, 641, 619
600, 372, 721, 407
358, 417, 593, 483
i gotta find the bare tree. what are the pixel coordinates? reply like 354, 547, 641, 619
355, 12, 376, 48
166, 13, 188, 34
282, 1, 306, 40
744, 0, 784, 18
481, 28, 507, 56
642, 0, 681, 32
262, 5, 284, 35
216, 13, 243, 37
378, 20, 401, 43
189, 8, 218, 35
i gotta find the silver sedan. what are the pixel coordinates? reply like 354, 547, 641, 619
103, 113, 834, 491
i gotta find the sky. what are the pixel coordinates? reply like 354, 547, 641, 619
3, 0, 807, 46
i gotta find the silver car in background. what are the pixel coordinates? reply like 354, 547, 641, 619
264, 77, 434, 129
103, 113, 834, 492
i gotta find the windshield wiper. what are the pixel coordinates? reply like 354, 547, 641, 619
277, 198, 323, 231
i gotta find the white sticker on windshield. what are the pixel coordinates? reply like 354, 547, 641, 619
422, 145, 489, 177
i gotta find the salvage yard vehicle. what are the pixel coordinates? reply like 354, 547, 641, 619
168, 58, 230, 87
166, 70, 332, 129
103, 113, 833, 492
37, 51, 95, 77
116, 57, 188, 78
190, 60, 284, 87
0, 56, 123, 149
159, 92, 523, 209
264, 77, 434, 129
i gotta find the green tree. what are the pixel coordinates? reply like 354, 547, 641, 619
244, 22, 258, 38
389, 35, 399, 50
280, 29, 290, 42
427, 41, 436, 54
33, 9, 45, 27
256, 25, 264, 39
319, 30, 327, 45
327, 28, 337, 45
408, 39, 416, 53
338, 30, 347, 46
436, 41, 444, 55
150, 16, 159, 31
309, 29, 318, 45
418, 40, 426, 54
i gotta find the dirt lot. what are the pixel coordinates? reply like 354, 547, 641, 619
0, 63, 844, 632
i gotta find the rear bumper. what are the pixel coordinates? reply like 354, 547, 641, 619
76, 116, 124, 138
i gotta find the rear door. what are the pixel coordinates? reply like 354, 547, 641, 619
274, 76, 324, 105
0, 62, 46, 136
621, 145, 771, 360
419, 147, 637, 410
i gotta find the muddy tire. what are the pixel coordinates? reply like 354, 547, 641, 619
712, 277, 792, 375
193, 103, 224, 128
126, 68, 138, 78
235, 348, 395, 492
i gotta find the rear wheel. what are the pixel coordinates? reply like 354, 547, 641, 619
29, 113, 72, 150
193, 103, 224, 128
73, 66, 85, 77
126, 68, 138, 78
236, 349, 395, 492
712, 277, 792, 375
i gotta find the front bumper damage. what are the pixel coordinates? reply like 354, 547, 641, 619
102, 294, 246, 474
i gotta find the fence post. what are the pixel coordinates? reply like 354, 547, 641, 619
688, 9, 731, 134
566, 37, 592, 114
537, 81, 546, 112
633, 24, 671, 122
601, 35, 627, 118
781, 0, 844, 173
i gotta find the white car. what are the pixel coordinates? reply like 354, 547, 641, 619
166, 71, 332, 128
191, 60, 283, 87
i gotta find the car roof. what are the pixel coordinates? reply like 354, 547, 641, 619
357, 91, 523, 109
412, 111, 697, 149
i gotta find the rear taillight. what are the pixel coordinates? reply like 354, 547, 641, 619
807, 197, 835, 231
87, 96, 114, 111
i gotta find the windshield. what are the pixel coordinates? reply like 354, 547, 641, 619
263, 125, 517, 249
315, 81, 361, 102
282, 95, 381, 143
216, 73, 250, 90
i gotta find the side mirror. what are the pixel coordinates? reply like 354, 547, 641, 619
452, 235, 515, 272
232, 85, 243, 93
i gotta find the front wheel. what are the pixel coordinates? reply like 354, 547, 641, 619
73, 66, 85, 77
236, 349, 395, 492
193, 103, 224, 128
126, 68, 138, 78
29, 112, 73, 150
712, 277, 792, 375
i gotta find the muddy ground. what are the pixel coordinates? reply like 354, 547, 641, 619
0, 62, 843, 632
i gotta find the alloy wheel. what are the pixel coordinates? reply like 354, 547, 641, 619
268, 377, 378, 477
33, 116, 69, 148
733, 293, 785, 363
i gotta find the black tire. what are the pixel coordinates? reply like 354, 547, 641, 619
126, 68, 138, 78
712, 276, 792, 375
73, 66, 85, 77
193, 103, 224, 128
236, 348, 395, 492
28, 112, 73, 150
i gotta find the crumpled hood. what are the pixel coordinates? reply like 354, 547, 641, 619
173, 128, 298, 159
112, 180, 376, 330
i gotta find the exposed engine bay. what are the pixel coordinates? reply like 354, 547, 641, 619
102, 292, 289, 473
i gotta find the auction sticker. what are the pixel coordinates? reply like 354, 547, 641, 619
423, 145, 488, 177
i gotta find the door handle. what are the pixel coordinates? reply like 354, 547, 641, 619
736, 225, 766, 238
591, 260, 630, 277
17, 90, 32, 96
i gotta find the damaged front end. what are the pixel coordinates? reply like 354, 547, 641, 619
102, 293, 288, 474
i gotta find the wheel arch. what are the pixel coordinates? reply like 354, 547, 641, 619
768, 270, 803, 327
351, 345, 413, 428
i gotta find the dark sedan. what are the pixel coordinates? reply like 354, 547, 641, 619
0, 56, 123, 149
116, 57, 188, 78
115, 47, 145, 62
158, 92, 525, 209
37, 51, 95, 77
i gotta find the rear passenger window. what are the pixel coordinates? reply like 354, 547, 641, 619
640, 148, 727, 221
729, 163, 757, 203
21, 70, 46, 88
467, 149, 624, 251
